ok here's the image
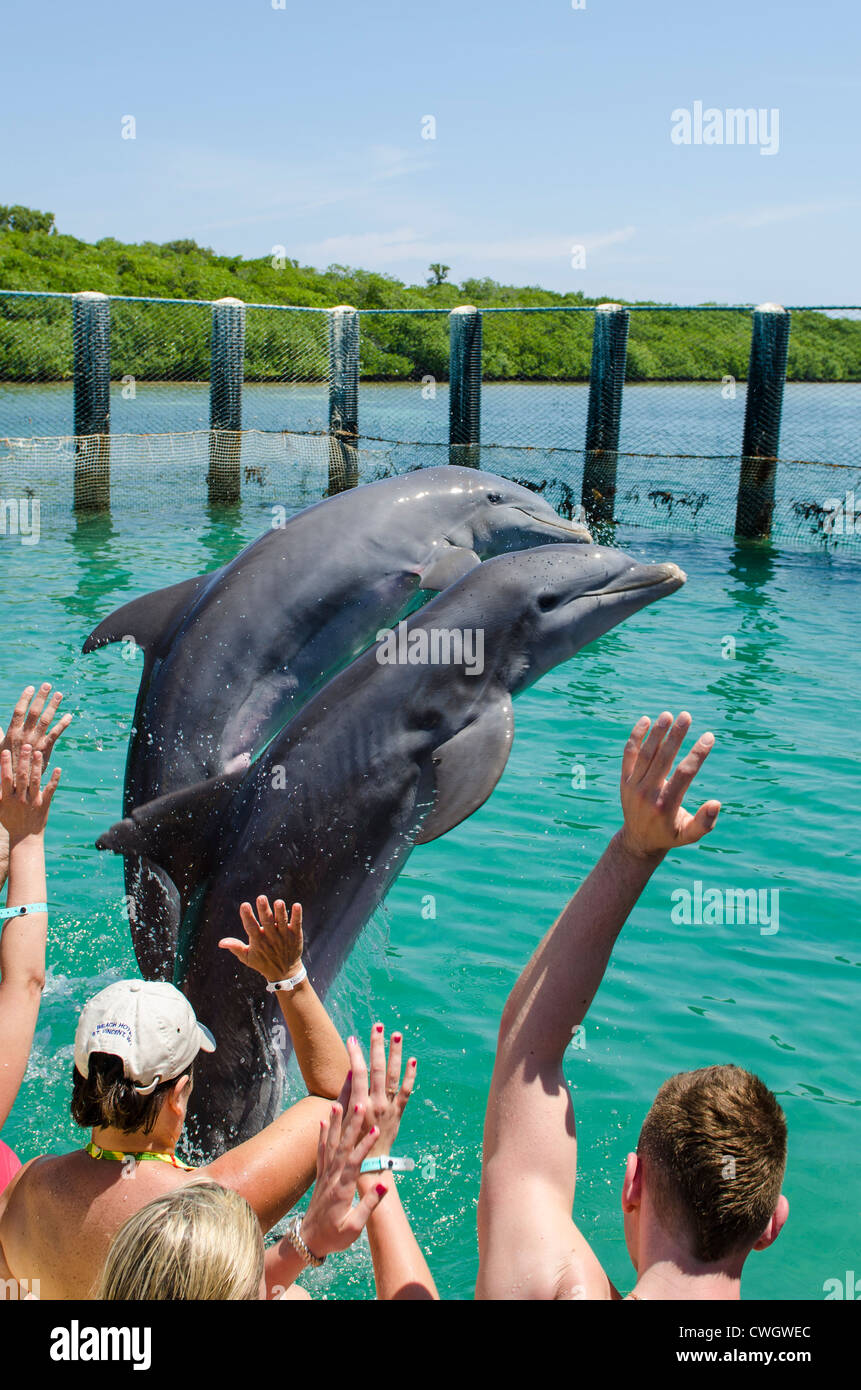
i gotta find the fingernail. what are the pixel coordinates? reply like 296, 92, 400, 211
375, 1023, 384, 1033
409, 1058, 417, 1068
347, 1035, 357, 1046
354, 1104, 361, 1114
392, 1033, 402, 1043
376, 1183, 386, 1196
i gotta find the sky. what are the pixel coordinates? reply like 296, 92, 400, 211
1, 0, 858, 303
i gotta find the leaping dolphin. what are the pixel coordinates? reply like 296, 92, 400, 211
98, 543, 685, 1156
83, 467, 591, 979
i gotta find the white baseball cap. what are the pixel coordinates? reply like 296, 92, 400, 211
74, 980, 216, 1096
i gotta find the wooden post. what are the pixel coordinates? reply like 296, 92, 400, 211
449, 305, 481, 468
734, 303, 791, 539
208, 296, 245, 505
580, 303, 629, 526
328, 305, 359, 493
73, 291, 111, 512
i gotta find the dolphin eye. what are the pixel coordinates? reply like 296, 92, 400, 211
487, 492, 503, 504
538, 592, 562, 612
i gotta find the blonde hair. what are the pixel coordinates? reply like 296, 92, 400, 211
97, 1180, 264, 1300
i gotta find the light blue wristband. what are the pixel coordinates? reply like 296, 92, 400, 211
0, 902, 48, 922
360, 1156, 415, 1174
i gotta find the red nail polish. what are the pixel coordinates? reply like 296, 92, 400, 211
375, 1024, 384, 1033
393, 1033, 402, 1043
376, 1183, 386, 1196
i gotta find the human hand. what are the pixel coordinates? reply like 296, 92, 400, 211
218, 896, 303, 984
0, 684, 72, 776
342, 1026, 417, 1159
0, 746, 61, 842
619, 711, 721, 860
299, 1100, 386, 1259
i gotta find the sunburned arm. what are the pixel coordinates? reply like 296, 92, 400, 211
476, 712, 720, 1301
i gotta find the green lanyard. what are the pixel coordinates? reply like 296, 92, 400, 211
84, 1139, 195, 1171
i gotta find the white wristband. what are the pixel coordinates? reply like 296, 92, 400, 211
266, 963, 308, 993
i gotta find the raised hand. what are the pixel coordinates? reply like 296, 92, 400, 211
619, 711, 721, 860
218, 895, 303, 983
343, 1026, 417, 1158
0, 745, 61, 842
0, 684, 72, 774
298, 1099, 386, 1259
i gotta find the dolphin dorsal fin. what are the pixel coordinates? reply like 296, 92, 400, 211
414, 692, 515, 844
96, 771, 240, 913
82, 571, 214, 654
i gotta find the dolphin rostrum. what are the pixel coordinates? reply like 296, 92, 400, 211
83, 467, 590, 980
98, 543, 684, 1155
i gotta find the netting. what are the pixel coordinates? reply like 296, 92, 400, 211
1, 429, 858, 550
1, 293, 859, 549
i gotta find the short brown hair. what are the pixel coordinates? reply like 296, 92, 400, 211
71, 1052, 193, 1135
637, 1065, 787, 1263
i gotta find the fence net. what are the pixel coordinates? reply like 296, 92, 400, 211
0, 292, 859, 548
1, 429, 858, 550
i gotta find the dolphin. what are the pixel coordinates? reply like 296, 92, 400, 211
98, 543, 685, 1156
83, 467, 591, 979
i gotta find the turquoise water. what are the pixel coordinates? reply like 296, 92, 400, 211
1, 501, 858, 1301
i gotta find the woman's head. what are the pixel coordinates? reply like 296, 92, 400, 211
97, 1181, 265, 1300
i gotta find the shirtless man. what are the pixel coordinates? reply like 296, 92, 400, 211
477, 711, 789, 1301
0, 897, 349, 1298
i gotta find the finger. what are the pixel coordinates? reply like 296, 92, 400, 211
273, 899, 291, 938
0, 749, 13, 800
662, 732, 716, 816
325, 1103, 342, 1166
217, 938, 251, 966
349, 1181, 388, 1236
7, 687, 35, 739
642, 711, 692, 791
238, 901, 260, 941
369, 1022, 387, 1104
397, 1056, 418, 1111
28, 749, 43, 803
346, 1036, 369, 1108
35, 689, 62, 740
255, 894, 274, 929
41, 767, 62, 810
386, 1031, 404, 1095
17, 743, 32, 797
335, 1067, 353, 1113
679, 799, 722, 845
289, 902, 303, 950
621, 716, 650, 785
316, 1115, 329, 1182
23, 684, 51, 736
632, 711, 674, 783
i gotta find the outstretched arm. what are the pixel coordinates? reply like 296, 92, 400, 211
476, 711, 720, 1300
219, 896, 349, 1101
0, 745, 62, 1131
0, 686, 70, 892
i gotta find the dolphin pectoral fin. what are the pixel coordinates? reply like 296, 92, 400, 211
82, 571, 214, 654
96, 771, 240, 915
418, 546, 481, 592
414, 693, 515, 844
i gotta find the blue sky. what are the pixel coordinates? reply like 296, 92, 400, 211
2, 0, 858, 302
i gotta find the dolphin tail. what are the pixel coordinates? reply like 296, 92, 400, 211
96, 770, 241, 918
82, 571, 214, 654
